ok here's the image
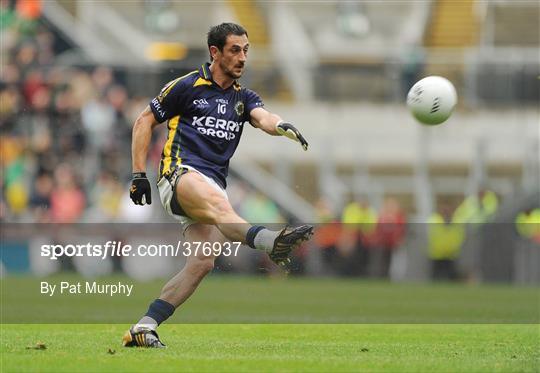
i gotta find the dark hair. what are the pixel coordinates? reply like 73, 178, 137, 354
207, 23, 248, 61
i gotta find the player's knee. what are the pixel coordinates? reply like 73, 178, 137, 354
195, 259, 214, 277
185, 223, 214, 239
189, 257, 214, 277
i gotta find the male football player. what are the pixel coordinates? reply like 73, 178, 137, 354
123, 23, 313, 348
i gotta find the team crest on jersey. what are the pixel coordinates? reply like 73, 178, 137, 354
234, 101, 244, 116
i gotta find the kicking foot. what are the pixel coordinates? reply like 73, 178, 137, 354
269, 225, 314, 265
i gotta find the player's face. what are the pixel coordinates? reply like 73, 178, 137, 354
217, 34, 249, 79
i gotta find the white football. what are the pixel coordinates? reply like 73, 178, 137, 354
406, 76, 457, 125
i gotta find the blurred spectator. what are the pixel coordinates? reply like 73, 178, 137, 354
453, 189, 499, 280
0, 136, 24, 178
49, 164, 85, 223
107, 85, 129, 118
1, 64, 21, 84
22, 68, 45, 103
16, 42, 39, 76
69, 69, 97, 108
1, 136, 27, 218
35, 28, 54, 65
314, 198, 342, 275
327, 199, 377, 276
5, 180, 28, 216
428, 202, 465, 280
81, 94, 116, 150
342, 199, 377, 246
0, 1, 17, 31
369, 197, 406, 278
31, 173, 53, 206
16, 0, 42, 21
453, 189, 499, 224
516, 208, 540, 245
86, 171, 124, 221
91, 66, 114, 96
29, 171, 52, 221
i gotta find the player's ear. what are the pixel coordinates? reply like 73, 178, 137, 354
209, 46, 220, 61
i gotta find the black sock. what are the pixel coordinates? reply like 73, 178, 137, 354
246, 225, 265, 249
145, 299, 176, 326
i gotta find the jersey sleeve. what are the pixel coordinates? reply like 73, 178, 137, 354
149, 79, 184, 123
244, 89, 264, 117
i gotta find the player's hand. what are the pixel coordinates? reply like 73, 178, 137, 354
130, 172, 152, 205
276, 122, 309, 151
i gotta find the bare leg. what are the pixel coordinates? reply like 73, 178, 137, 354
124, 224, 224, 347
159, 223, 224, 307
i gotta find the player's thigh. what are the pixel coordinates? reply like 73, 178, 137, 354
175, 171, 234, 224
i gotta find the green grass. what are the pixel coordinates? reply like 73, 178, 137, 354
1, 276, 539, 371
1, 324, 539, 372
1, 275, 539, 323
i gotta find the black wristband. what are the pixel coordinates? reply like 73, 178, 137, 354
132, 172, 147, 179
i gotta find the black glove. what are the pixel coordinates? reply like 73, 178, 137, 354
276, 121, 309, 151
130, 172, 152, 205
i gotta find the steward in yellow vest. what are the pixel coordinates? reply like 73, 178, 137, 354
428, 204, 466, 280
453, 190, 498, 224
516, 208, 540, 244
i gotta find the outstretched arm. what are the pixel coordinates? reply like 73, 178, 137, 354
250, 107, 309, 151
249, 107, 281, 135
132, 106, 160, 173
130, 105, 160, 205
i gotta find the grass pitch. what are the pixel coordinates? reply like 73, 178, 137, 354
2, 324, 538, 372
1, 276, 539, 372
2, 275, 538, 323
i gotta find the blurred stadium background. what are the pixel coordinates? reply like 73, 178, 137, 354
1, 0, 539, 285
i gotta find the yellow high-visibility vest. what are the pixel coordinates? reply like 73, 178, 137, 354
453, 191, 499, 224
516, 209, 540, 239
427, 213, 466, 260
341, 202, 377, 234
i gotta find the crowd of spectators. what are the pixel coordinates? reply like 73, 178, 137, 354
302, 197, 407, 278
1, 11, 147, 223
300, 191, 532, 281
0, 13, 287, 227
